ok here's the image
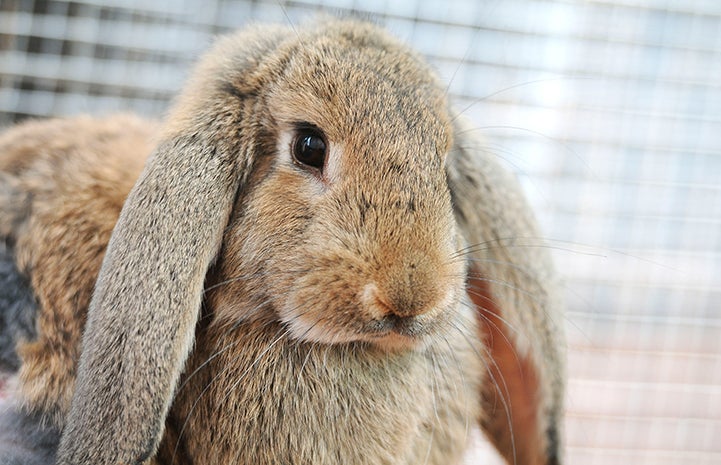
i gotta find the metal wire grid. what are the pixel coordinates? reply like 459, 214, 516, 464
1, 1, 720, 463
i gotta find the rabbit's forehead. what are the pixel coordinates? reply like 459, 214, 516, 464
267, 43, 452, 155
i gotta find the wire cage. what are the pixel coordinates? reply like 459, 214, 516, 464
1, 1, 720, 463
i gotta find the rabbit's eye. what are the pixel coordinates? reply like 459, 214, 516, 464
292, 128, 327, 171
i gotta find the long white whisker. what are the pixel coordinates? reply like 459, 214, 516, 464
172, 324, 286, 463
450, 319, 518, 465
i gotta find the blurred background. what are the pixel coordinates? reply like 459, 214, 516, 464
1, 0, 719, 463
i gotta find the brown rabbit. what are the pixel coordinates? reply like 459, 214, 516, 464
0, 19, 564, 465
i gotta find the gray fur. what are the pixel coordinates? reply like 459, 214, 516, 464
0, 402, 59, 465
57, 139, 241, 463
0, 242, 36, 374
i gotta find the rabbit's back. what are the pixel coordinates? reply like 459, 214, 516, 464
0, 115, 157, 423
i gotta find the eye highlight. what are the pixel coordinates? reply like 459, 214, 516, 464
292, 124, 327, 172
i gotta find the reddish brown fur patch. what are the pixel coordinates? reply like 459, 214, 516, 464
469, 270, 546, 465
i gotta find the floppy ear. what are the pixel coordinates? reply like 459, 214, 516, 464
55, 26, 292, 464
446, 116, 564, 465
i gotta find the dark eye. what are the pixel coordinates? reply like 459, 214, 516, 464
292, 127, 327, 171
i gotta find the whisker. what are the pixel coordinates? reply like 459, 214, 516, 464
428, 350, 441, 425
447, 251, 594, 345
218, 326, 289, 406
451, 236, 609, 260
420, 347, 442, 465
228, 326, 288, 463
465, 275, 547, 305
177, 293, 291, 391
460, 296, 523, 349
175, 338, 241, 394
440, 333, 472, 444
458, 299, 532, 396
466, 152, 554, 209
172, 322, 287, 463
449, 318, 518, 465
203, 267, 311, 294
453, 142, 551, 204
292, 320, 326, 385
446, 256, 544, 283
455, 123, 595, 179
451, 75, 597, 124
276, 0, 300, 41
443, 22, 485, 99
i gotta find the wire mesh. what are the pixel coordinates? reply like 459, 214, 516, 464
1, 1, 720, 463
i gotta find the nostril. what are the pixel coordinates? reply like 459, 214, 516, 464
361, 283, 397, 317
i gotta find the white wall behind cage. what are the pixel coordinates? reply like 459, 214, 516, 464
1, 1, 720, 464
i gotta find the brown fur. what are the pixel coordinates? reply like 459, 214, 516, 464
0, 19, 563, 465
0, 115, 156, 424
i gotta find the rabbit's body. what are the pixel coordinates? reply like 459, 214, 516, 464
0, 115, 155, 424
1, 116, 481, 464
0, 19, 563, 465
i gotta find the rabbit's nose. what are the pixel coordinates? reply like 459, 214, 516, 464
362, 272, 447, 320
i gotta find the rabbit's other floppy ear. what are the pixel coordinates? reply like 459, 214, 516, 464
446, 116, 565, 465
56, 26, 291, 465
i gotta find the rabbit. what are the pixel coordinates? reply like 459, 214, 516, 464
0, 18, 564, 465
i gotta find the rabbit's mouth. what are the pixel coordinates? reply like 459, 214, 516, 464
369, 314, 427, 335
347, 295, 458, 351
362, 313, 442, 349
278, 298, 452, 352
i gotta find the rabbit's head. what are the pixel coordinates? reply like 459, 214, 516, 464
205, 22, 464, 350
57, 19, 468, 463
